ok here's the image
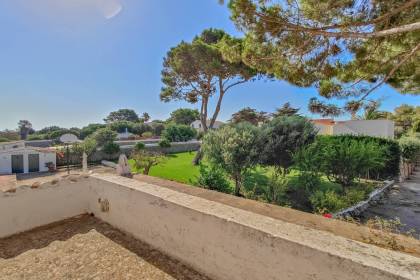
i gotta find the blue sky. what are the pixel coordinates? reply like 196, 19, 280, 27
0, 0, 418, 130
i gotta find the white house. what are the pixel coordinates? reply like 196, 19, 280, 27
0, 141, 56, 174
190, 120, 225, 132
312, 119, 395, 139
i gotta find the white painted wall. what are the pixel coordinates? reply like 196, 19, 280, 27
0, 177, 90, 237
0, 149, 56, 174
0, 174, 419, 280
334, 120, 394, 139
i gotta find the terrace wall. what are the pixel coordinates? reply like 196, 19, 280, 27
1, 174, 419, 280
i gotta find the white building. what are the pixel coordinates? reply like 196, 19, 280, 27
0, 141, 56, 174
312, 119, 395, 139
190, 120, 225, 132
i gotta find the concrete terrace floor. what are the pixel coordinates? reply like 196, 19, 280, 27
0, 215, 210, 280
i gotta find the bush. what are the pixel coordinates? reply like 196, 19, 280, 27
108, 121, 135, 133
299, 136, 387, 188
202, 123, 260, 196
310, 190, 348, 214
0, 137, 10, 143
162, 124, 196, 142
259, 116, 317, 172
132, 123, 152, 136
134, 142, 145, 151
26, 134, 46, 141
320, 135, 400, 180
102, 142, 120, 155
150, 122, 166, 136
71, 138, 97, 159
93, 128, 117, 147
399, 136, 420, 163
141, 131, 153, 138
197, 164, 231, 194
159, 139, 171, 148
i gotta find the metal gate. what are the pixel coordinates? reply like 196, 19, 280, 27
28, 154, 40, 173
11, 155, 24, 174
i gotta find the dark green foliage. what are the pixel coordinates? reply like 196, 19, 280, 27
161, 28, 258, 132
202, 123, 260, 196
399, 137, 420, 163
150, 122, 166, 136
162, 124, 196, 142
93, 128, 117, 147
159, 139, 172, 148
169, 108, 200, 125
134, 142, 145, 151
0, 137, 10, 142
272, 103, 300, 118
226, 0, 419, 114
197, 164, 232, 194
230, 107, 268, 125
80, 124, 106, 139
102, 142, 120, 155
259, 116, 317, 171
297, 136, 387, 187
104, 109, 139, 123
108, 121, 135, 133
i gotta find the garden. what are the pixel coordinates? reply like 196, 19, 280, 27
127, 116, 414, 215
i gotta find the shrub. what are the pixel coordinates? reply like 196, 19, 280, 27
150, 122, 166, 136
202, 123, 260, 196
102, 142, 120, 155
301, 136, 387, 188
259, 116, 317, 173
159, 139, 171, 148
93, 128, 117, 147
132, 123, 152, 135
71, 138, 97, 159
131, 150, 166, 175
310, 190, 348, 214
134, 142, 145, 151
141, 131, 153, 138
108, 121, 135, 133
0, 137, 10, 143
197, 164, 231, 194
162, 124, 196, 142
399, 136, 420, 163
26, 134, 46, 141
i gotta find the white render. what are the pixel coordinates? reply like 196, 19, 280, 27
0, 174, 419, 280
314, 119, 395, 139
0, 141, 56, 174
190, 120, 224, 131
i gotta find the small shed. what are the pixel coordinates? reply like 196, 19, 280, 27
0, 141, 56, 174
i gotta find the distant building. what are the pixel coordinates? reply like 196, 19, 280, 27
190, 120, 225, 132
312, 119, 394, 139
0, 141, 56, 174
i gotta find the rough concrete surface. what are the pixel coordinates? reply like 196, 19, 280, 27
362, 171, 420, 238
0, 215, 209, 280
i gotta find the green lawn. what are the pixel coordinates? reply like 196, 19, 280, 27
129, 151, 200, 184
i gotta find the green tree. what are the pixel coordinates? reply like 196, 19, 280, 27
162, 124, 196, 142
131, 150, 166, 175
142, 112, 151, 123
259, 116, 317, 174
202, 123, 260, 196
391, 104, 420, 136
169, 108, 200, 125
18, 120, 33, 140
160, 28, 258, 133
92, 128, 117, 147
272, 103, 300, 118
71, 138, 98, 160
225, 0, 420, 115
104, 109, 139, 123
360, 101, 390, 120
230, 107, 268, 125
80, 123, 106, 139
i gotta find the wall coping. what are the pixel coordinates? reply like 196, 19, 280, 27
91, 174, 420, 279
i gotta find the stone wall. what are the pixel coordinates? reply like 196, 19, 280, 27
1, 174, 419, 280
56, 141, 201, 166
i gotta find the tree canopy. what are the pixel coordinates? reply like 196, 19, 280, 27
230, 107, 268, 125
272, 102, 300, 117
160, 28, 259, 132
104, 109, 140, 123
169, 108, 200, 125
225, 0, 420, 116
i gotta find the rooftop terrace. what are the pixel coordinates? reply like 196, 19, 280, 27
1, 173, 420, 280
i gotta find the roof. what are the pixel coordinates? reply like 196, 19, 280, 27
311, 119, 335, 125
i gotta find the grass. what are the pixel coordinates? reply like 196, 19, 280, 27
128, 151, 378, 213
129, 151, 200, 184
